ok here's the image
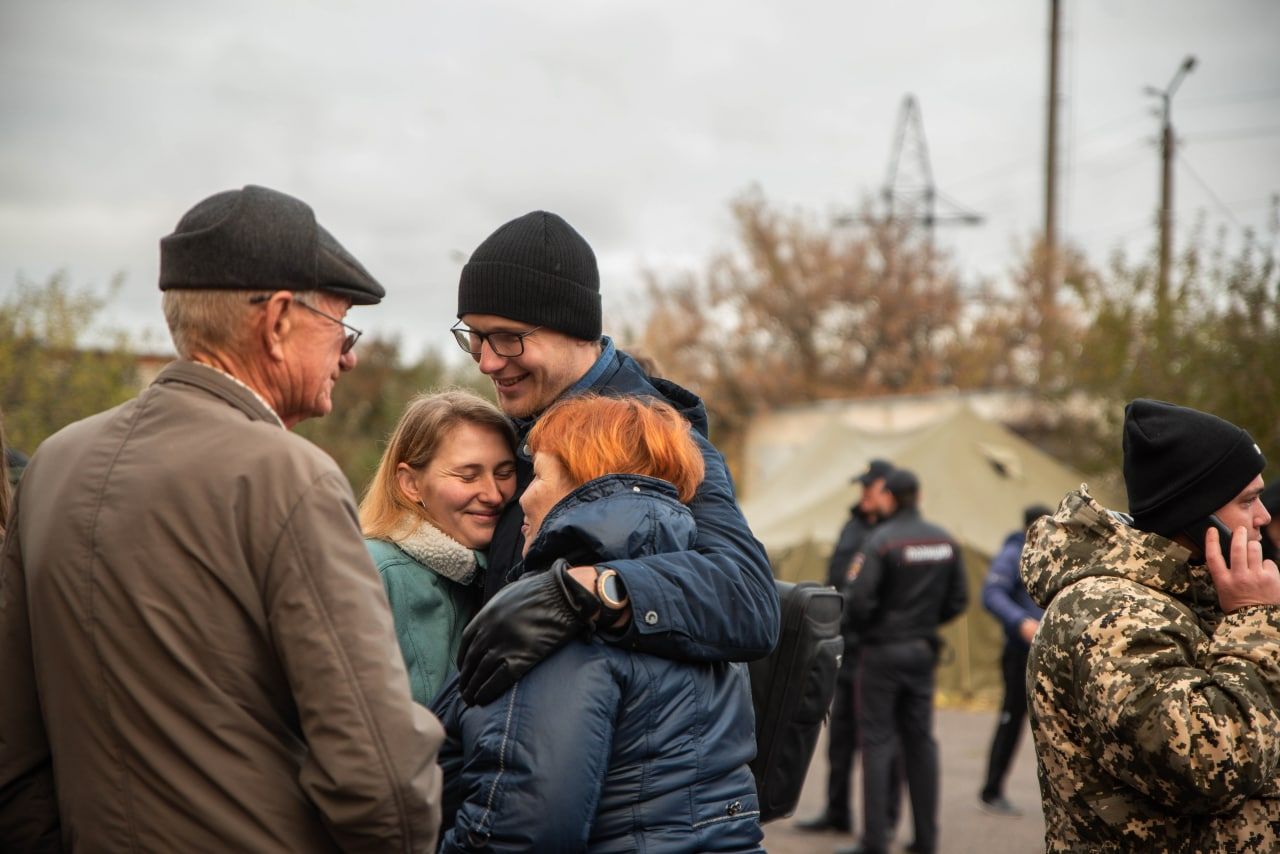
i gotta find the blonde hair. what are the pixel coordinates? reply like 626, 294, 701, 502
162, 289, 320, 359
360, 389, 516, 539
527, 395, 704, 503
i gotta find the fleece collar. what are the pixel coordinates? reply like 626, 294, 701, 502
388, 513, 479, 584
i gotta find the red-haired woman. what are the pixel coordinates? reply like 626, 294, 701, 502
433, 394, 763, 853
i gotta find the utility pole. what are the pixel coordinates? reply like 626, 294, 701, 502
1145, 55, 1196, 321
1043, 0, 1060, 287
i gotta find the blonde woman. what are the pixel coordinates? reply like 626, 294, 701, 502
360, 390, 517, 705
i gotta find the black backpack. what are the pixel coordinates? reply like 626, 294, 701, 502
748, 580, 845, 823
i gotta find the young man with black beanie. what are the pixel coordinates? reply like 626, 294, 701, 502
441, 210, 780, 708
1022, 398, 1280, 852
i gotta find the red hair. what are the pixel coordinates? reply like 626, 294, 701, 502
527, 395, 705, 503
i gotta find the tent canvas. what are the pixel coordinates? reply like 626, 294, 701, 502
740, 404, 1124, 698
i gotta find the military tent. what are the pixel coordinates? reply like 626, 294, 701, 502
739, 404, 1124, 699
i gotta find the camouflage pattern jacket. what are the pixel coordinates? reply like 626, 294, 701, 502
1021, 487, 1280, 853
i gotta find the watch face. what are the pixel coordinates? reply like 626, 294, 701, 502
600, 572, 624, 607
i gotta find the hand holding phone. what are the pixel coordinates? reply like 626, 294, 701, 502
1198, 515, 1280, 613
1184, 514, 1234, 558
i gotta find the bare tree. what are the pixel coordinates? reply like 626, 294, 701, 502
637, 188, 999, 454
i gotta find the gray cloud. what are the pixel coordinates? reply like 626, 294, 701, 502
2, 0, 1277, 360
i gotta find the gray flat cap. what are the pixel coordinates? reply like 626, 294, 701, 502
159, 185, 385, 305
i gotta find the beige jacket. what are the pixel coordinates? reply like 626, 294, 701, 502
0, 361, 442, 852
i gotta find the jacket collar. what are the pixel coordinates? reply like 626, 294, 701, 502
153, 360, 284, 428
566, 334, 616, 397
511, 342, 711, 447
519, 474, 693, 576
388, 513, 480, 584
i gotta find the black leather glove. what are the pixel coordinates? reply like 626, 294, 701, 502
457, 560, 594, 706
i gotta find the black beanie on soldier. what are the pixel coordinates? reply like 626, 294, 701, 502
457, 211, 602, 341
1122, 399, 1266, 538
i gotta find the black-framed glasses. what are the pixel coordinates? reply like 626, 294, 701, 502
249, 294, 362, 354
450, 321, 541, 359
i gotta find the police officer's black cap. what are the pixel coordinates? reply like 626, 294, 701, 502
853, 458, 895, 486
884, 468, 920, 499
1023, 503, 1053, 529
1122, 399, 1265, 538
159, 185, 385, 305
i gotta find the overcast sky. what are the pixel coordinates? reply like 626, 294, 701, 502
3, 0, 1277, 359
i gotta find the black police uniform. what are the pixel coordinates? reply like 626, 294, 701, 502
819, 507, 876, 831
844, 506, 967, 854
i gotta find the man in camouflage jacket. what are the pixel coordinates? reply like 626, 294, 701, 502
1022, 399, 1280, 853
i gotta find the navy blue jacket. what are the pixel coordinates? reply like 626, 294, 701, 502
980, 530, 1044, 648
845, 507, 968, 645
827, 508, 878, 648
433, 474, 764, 853
825, 508, 876, 590
481, 343, 780, 662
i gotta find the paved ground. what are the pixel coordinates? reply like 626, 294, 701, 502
763, 708, 1046, 854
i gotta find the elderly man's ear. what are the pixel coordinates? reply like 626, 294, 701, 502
257, 292, 294, 362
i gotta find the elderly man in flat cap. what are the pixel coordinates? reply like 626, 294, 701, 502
0, 186, 443, 852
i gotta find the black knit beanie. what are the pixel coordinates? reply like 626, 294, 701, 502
457, 211, 601, 341
1122, 399, 1266, 538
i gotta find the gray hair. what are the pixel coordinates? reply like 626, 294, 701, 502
162, 289, 316, 359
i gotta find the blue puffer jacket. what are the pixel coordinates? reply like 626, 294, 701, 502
433, 474, 763, 853
480, 342, 780, 663
981, 530, 1045, 648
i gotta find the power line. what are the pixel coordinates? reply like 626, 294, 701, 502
1074, 108, 1147, 145
1224, 195, 1280, 213
1186, 125, 1280, 143
942, 109, 1147, 194
1071, 212, 1151, 238
1181, 87, 1280, 109
1176, 152, 1243, 229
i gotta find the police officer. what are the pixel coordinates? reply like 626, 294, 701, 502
796, 459, 893, 835
838, 469, 968, 854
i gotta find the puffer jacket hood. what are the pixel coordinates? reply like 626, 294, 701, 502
519, 474, 694, 576
647, 374, 710, 437
1021, 486, 1216, 614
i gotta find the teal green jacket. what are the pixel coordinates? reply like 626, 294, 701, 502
365, 530, 482, 706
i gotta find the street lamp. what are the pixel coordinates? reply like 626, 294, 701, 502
1145, 55, 1196, 317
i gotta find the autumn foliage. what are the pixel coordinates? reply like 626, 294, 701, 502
633, 188, 1280, 481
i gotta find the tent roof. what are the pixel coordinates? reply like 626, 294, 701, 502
740, 404, 1123, 560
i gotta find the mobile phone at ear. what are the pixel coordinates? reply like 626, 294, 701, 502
1184, 514, 1235, 557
